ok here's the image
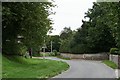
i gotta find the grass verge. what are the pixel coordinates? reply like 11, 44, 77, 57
0, 53, 2, 79
57, 56, 71, 60
102, 60, 118, 69
2, 55, 69, 78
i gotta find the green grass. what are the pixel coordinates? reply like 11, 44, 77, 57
33, 52, 55, 57
102, 60, 118, 69
57, 56, 71, 60
2, 55, 69, 78
0, 54, 2, 79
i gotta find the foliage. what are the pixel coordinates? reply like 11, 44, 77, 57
58, 2, 118, 54
70, 44, 86, 54
102, 60, 118, 69
16, 44, 28, 56
118, 78, 120, 80
53, 50, 57, 55
50, 52, 56, 56
59, 39, 71, 53
32, 53, 41, 57
46, 35, 60, 52
53, 50, 59, 56
110, 48, 119, 55
33, 52, 49, 57
32, 52, 60, 57
2, 2, 55, 55
69, 2, 118, 54
58, 2, 119, 54
2, 56, 69, 78
59, 27, 74, 53
60, 27, 73, 40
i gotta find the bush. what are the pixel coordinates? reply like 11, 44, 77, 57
53, 50, 60, 56
3, 41, 17, 55
110, 48, 119, 55
32, 53, 41, 57
50, 52, 55, 56
57, 52, 60, 55
3, 42, 27, 56
53, 50, 57, 55
16, 44, 27, 55
70, 44, 86, 54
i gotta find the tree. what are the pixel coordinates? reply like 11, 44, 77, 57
2, 2, 55, 55
59, 27, 73, 53
70, 2, 117, 54
46, 35, 60, 52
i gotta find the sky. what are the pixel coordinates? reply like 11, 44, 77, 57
48, 0, 96, 35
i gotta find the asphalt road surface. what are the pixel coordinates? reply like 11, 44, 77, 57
37, 57, 116, 78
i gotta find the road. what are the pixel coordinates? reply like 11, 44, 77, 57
35, 57, 116, 78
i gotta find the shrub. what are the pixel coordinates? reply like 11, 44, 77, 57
53, 50, 59, 56
3, 42, 27, 56
17, 44, 27, 56
3, 41, 17, 55
70, 44, 86, 54
110, 48, 119, 55
32, 53, 41, 57
50, 52, 55, 56
57, 52, 60, 56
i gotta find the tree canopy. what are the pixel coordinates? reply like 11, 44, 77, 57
2, 2, 55, 55
59, 2, 119, 54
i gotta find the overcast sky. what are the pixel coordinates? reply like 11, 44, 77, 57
48, 0, 96, 35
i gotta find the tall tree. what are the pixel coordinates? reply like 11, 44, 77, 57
2, 2, 55, 55
59, 27, 73, 53
70, 2, 117, 54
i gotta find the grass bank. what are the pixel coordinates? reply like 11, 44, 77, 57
57, 55, 71, 60
2, 55, 69, 78
102, 60, 118, 69
0, 54, 1, 79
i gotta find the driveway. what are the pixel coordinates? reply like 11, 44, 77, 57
35, 57, 116, 78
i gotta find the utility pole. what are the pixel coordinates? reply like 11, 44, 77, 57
51, 41, 52, 53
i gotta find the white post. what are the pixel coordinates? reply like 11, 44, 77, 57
51, 41, 52, 53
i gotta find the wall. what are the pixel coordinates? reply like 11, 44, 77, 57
60, 53, 109, 60
109, 54, 120, 69
118, 55, 120, 69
